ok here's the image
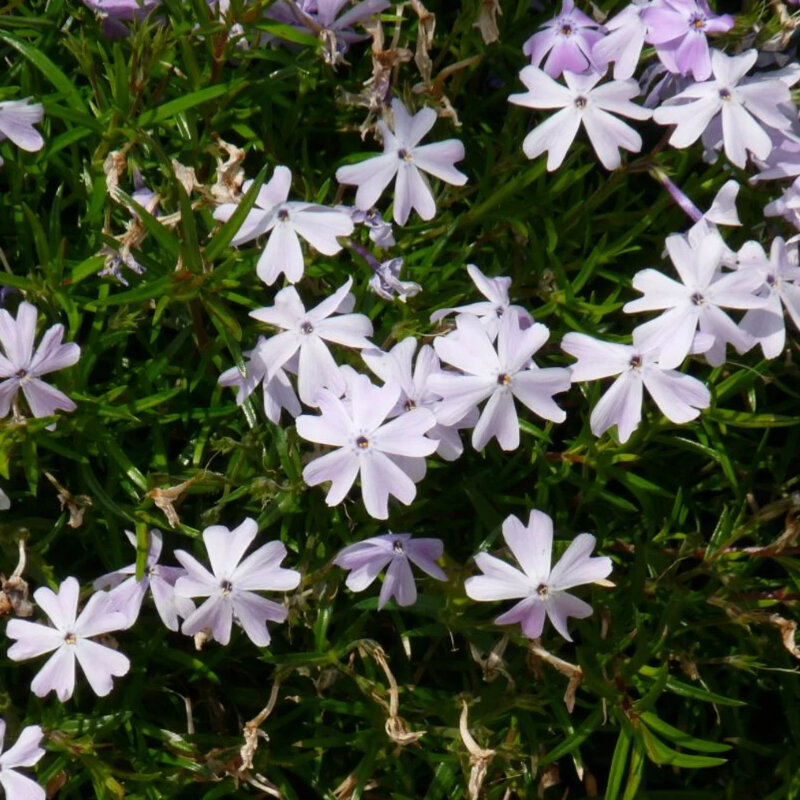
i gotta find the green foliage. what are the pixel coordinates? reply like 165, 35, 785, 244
1, 0, 799, 798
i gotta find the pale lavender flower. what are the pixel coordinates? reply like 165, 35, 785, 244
509, 66, 651, 171
592, 0, 654, 80
428, 314, 571, 452
465, 510, 612, 641
624, 230, 764, 368
334, 533, 447, 609
561, 331, 710, 442
93, 530, 195, 631
218, 341, 301, 425
266, 0, 390, 60
522, 0, 604, 78
174, 519, 301, 647
0, 720, 45, 800
653, 50, 798, 169
213, 166, 354, 285
752, 130, 800, 182
348, 207, 396, 248
336, 98, 467, 226
6, 577, 130, 701
0, 99, 44, 167
362, 337, 477, 461
0, 301, 80, 423
250, 278, 373, 406
652, 169, 740, 227
643, 0, 733, 81
296, 373, 437, 519
737, 238, 800, 359
764, 177, 800, 231
429, 264, 533, 340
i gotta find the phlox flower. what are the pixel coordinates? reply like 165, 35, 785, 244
561, 331, 710, 442
336, 98, 467, 225
764, 177, 800, 231
465, 510, 612, 641
218, 341, 301, 425
0, 720, 46, 800
508, 66, 651, 171
752, 130, 800, 182
0, 301, 80, 423
652, 169, 741, 227
334, 533, 447, 609
0, 99, 45, 167
737, 237, 800, 359
643, 0, 733, 81
93, 530, 195, 631
250, 278, 373, 406
296, 373, 438, 519
624, 229, 765, 368
653, 50, 798, 169
174, 518, 301, 647
428, 314, 571, 452
368, 257, 422, 303
429, 264, 533, 340
213, 166, 354, 285
362, 337, 477, 461
6, 577, 130, 701
522, 0, 603, 78
592, 0, 653, 80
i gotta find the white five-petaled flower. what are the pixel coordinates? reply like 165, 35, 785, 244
250, 278, 373, 406
6, 577, 130, 701
429, 264, 533, 340
334, 533, 447, 609
465, 510, 612, 641
362, 337, 477, 462
0, 301, 80, 423
174, 518, 301, 647
0, 99, 45, 167
653, 49, 799, 169
218, 341, 301, 425
509, 66, 652, 171
93, 530, 195, 632
213, 166, 354, 285
336, 98, 467, 225
737, 237, 800, 359
592, 0, 653, 80
428, 314, 571, 452
561, 331, 711, 443
0, 720, 46, 800
296, 373, 438, 520
624, 229, 765, 368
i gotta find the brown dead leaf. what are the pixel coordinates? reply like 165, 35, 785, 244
410, 0, 436, 86
45, 472, 92, 528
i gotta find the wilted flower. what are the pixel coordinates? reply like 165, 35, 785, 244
296, 373, 437, 519
0, 99, 44, 167
336, 98, 467, 225
213, 166, 354, 285
250, 278, 373, 406
93, 530, 195, 631
0, 301, 80, 423
6, 577, 130, 701
624, 229, 765, 368
430, 263, 533, 340
465, 510, 612, 641
334, 533, 447, 608
509, 66, 651, 171
429, 314, 571, 451
561, 331, 711, 442
653, 50, 798, 169
643, 0, 733, 81
0, 720, 46, 800
174, 518, 301, 647
737, 237, 800, 359
368, 257, 422, 302
522, 0, 603, 78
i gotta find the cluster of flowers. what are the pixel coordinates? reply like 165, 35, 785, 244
510, 0, 800, 183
